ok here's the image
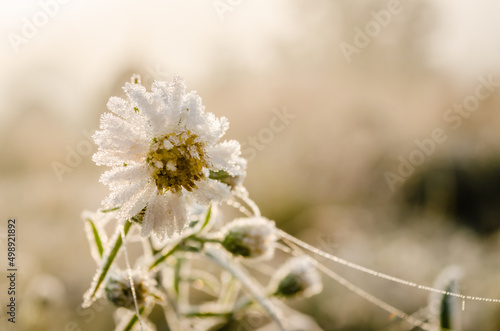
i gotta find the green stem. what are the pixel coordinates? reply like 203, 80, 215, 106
184, 311, 231, 318
190, 237, 221, 244
184, 298, 255, 320
101, 206, 120, 213
122, 305, 146, 331
174, 257, 182, 296
197, 204, 212, 233
149, 242, 181, 270
218, 274, 240, 311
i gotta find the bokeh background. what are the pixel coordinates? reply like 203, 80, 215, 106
2, 0, 500, 330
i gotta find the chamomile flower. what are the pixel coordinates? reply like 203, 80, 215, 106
93, 75, 246, 244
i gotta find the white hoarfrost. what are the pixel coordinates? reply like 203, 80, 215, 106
93, 75, 246, 245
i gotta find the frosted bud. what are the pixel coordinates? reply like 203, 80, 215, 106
105, 270, 153, 309
221, 217, 276, 260
272, 256, 322, 299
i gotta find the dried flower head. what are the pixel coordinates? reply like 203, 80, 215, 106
272, 256, 322, 299
104, 269, 154, 309
221, 217, 277, 260
93, 75, 246, 244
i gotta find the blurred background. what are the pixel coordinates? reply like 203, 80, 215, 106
2, 0, 500, 330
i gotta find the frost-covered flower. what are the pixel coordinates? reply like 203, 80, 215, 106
93, 75, 246, 244
221, 217, 277, 260
272, 256, 322, 298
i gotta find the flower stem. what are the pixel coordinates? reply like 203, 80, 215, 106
122, 305, 146, 331
149, 242, 181, 270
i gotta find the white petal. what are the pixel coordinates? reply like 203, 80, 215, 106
100, 164, 150, 187
180, 91, 204, 129
103, 178, 150, 210
152, 81, 169, 99
123, 83, 165, 136
207, 140, 246, 176
195, 113, 229, 145
167, 75, 186, 114
150, 88, 174, 135
157, 193, 187, 243
106, 97, 135, 119
93, 129, 148, 158
147, 196, 169, 242
165, 193, 188, 235
117, 182, 156, 222
99, 113, 145, 140
141, 195, 160, 238
92, 149, 146, 166
144, 193, 188, 245
190, 179, 230, 205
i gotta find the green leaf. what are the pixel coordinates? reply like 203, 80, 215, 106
174, 258, 182, 296
184, 311, 231, 318
101, 206, 120, 213
83, 221, 132, 307
198, 204, 212, 233
86, 219, 104, 258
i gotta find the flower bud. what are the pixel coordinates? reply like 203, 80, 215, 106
221, 217, 276, 260
105, 270, 152, 309
273, 257, 322, 299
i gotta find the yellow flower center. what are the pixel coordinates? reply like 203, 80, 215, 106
146, 132, 207, 193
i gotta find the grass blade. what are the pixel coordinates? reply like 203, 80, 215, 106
86, 218, 104, 258
83, 220, 132, 307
